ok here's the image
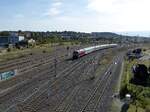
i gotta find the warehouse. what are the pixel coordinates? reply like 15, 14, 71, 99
0, 35, 24, 47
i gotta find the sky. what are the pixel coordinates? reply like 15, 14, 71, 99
0, 0, 150, 33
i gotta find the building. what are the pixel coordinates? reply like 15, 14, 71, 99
0, 35, 24, 47
0, 36, 9, 46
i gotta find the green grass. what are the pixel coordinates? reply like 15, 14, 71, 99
120, 58, 150, 111
127, 104, 145, 112
0, 45, 52, 62
0, 41, 80, 63
110, 99, 122, 112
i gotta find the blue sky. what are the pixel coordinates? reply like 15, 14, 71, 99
0, 0, 150, 33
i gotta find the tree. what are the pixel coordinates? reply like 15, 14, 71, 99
0, 31, 10, 36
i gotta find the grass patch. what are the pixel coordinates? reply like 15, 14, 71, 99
120, 58, 150, 111
0, 45, 52, 62
127, 104, 145, 112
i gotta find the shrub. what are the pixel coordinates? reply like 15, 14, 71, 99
120, 84, 129, 99
42, 50, 46, 53
7, 48, 11, 52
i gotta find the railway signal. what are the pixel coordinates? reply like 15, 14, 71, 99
47, 59, 57, 99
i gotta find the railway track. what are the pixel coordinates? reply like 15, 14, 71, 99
0, 53, 50, 71
0, 45, 82, 72
95, 55, 123, 112
0, 45, 84, 90
0, 48, 77, 111
52, 55, 121, 112
81, 57, 120, 112
0, 46, 66, 67
54, 56, 117, 112
0, 59, 77, 111
0, 53, 67, 91
4, 49, 104, 112
0, 47, 124, 112
24, 51, 104, 112
0, 45, 96, 92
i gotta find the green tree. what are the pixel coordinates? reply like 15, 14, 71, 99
0, 31, 10, 36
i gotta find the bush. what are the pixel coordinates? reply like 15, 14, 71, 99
143, 49, 146, 52
7, 48, 11, 52
127, 105, 136, 112
42, 50, 46, 53
58, 42, 64, 46
146, 105, 150, 112
121, 59, 150, 112
120, 84, 129, 99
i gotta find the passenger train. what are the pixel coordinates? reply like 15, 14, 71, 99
73, 44, 118, 59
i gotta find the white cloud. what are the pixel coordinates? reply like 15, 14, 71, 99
44, 1, 62, 17
87, 0, 150, 31
52, 2, 62, 7
44, 7, 61, 16
7, 0, 150, 32
14, 14, 24, 19
87, 0, 120, 14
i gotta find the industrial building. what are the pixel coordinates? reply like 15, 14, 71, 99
0, 35, 24, 47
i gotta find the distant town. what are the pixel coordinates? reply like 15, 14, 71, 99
0, 31, 150, 49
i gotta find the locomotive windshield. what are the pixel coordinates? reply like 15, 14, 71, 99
73, 51, 79, 59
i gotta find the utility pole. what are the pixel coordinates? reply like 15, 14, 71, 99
66, 46, 70, 57
47, 45, 57, 99
54, 58, 57, 77
54, 45, 57, 78
94, 41, 97, 74
93, 56, 97, 76
53, 45, 60, 103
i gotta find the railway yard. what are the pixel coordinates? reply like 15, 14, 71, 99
0, 45, 128, 112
